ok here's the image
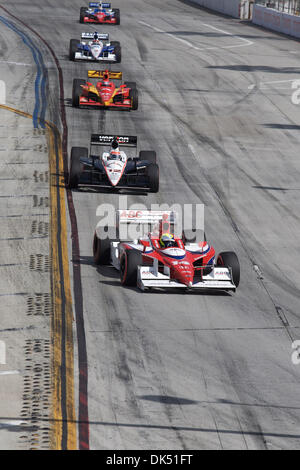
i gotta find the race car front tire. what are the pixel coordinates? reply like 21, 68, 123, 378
139, 150, 156, 164
72, 79, 85, 107
69, 147, 87, 189
120, 249, 142, 286
113, 8, 120, 25
80, 7, 86, 23
93, 231, 111, 265
110, 41, 120, 47
129, 88, 138, 110
147, 163, 159, 193
69, 39, 79, 61
114, 45, 122, 63
217, 251, 240, 288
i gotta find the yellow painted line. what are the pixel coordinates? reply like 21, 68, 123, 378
48, 125, 77, 450
0, 104, 77, 450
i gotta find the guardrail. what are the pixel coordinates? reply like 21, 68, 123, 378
188, 0, 242, 19
252, 2, 300, 37
254, 0, 300, 15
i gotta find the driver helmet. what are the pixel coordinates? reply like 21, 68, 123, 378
160, 233, 175, 248
109, 138, 121, 160
101, 71, 110, 87
93, 32, 100, 43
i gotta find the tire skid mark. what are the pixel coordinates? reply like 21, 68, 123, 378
0, 15, 48, 129
0, 103, 76, 449
0, 5, 90, 450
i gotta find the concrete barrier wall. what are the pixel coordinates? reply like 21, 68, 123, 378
188, 0, 242, 19
252, 4, 300, 39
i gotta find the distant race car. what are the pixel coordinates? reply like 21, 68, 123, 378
93, 210, 240, 291
68, 134, 159, 193
69, 32, 121, 63
72, 69, 138, 110
80, 2, 120, 24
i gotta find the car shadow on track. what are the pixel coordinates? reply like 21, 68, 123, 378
138, 395, 199, 405
72, 186, 150, 196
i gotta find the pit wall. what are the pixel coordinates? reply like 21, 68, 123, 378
188, 0, 242, 19
252, 4, 300, 38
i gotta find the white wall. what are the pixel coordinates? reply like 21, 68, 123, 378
188, 0, 242, 19
252, 4, 300, 39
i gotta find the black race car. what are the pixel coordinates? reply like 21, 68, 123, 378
68, 134, 159, 193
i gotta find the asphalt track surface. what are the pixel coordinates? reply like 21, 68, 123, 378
0, 0, 300, 450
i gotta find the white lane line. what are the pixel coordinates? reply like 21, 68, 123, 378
0, 60, 32, 67
248, 79, 299, 90
139, 21, 254, 52
139, 20, 201, 51
0, 370, 20, 376
0, 420, 24, 427
201, 23, 254, 50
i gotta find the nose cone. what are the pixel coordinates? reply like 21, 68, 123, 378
91, 44, 103, 58
174, 264, 194, 287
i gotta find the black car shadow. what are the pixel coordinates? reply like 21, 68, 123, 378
73, 185, 150, 196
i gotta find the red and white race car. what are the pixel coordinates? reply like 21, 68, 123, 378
93, 210, 240, 292
80, 3, 120, 25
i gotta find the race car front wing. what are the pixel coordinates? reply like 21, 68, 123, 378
137, 263, 236, 291
74, 51, 117, 61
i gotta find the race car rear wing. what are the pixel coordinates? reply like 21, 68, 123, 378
88, 70, 122, 80
91, 134, 137, 147
117, 210, 176, 228
81, 33, 109, 40
115, 210, 177, 240
89, 2, 111, 8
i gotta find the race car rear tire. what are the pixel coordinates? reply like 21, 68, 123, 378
114, 45, 122, 63
113, 8, 120, 25
120, 249, 141, 286
93, 232, 111, 265
80, 7, 86, 23
147, 163, 159, 193
69, 147, 87, 188
217, 251, 240, 288
139, 150, 156, 164
129, 88, 138, 111
69, 39, 79, 61
110, 41, 120, 47
72, 79, 85, 107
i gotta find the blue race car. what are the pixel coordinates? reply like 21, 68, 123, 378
69, 32, 121, 63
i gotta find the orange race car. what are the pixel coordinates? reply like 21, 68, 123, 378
72, 70, 138, 110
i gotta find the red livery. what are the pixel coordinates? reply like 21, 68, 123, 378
72, 70, 138, 111
80, 3, 120, 25
93, 210, 240, 292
